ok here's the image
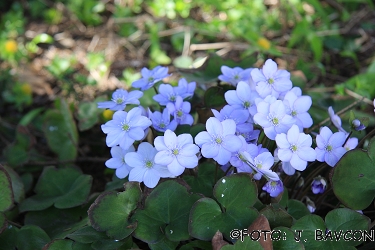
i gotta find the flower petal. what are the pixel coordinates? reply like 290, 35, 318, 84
154, 151, 174, 165
177, 155, 198, 169
206, 117, 223, 136
290, 154, 307, 171
167, 158, 185, 176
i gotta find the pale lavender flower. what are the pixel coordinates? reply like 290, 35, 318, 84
105, 145, 135, 179
195, 117, 242, 165
153, 84, 179, 106
219, 66, 253, 87
166, 96, 194, 125
148, 108, 177, 132
279, 86, 302, 100
154, 130, 199, 176
224, 81, 260, 116
262, 179, 283, 197
315, 126, 347, 167
344, 137, 358, 151
275, 124, 316, 172
230, 136, 259, 172
211, 105, 250, 133
248, 151, 275, 180
306, 201, 316, 213
283, 91, 313, 129
125, 142, 173, 188
174, 78, 196, 99
101, 107, 152, 150
254, 99, 295, 140
251, 59, 292, 98
236, 128, 261, 144
132, 66, 170, 91
311, 176, 327, 194
97, 89, 143, 111
328, 107, 347, 133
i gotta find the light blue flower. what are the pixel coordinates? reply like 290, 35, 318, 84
251, 59, 292, 98
254, 98, 295, 140
166, 96, 194, 125
195, 117, 242, 165
311, 176, 327, 194
224, 81, 260, 117
328, 107, 347, 134
211, 105, 250, 133
101, 107, 152, 150
148, 108, 177, 132
275, 124, 316, 172
153, 84, 179, 106
105, 145, 135, 179
315, 126, 347, 167
154, 130, 199, 176
344, 137, 358, 151
97, 89, 143, 111
283, 91, 313, 129
125, 142, 173, 188
132, 66, 170, 91
174, 78, 196, 99
219, 66, 253, 87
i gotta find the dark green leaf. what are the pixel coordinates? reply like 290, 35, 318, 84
16, 225, 50, 250
331, 136, 375, 210
20, 167, 92, 212
88, 182, 141, 240
287, 199, 310, 220
43, 239, 73, 250
259, 205, 294, 228
0, 165, 13, 212
272, 227, 305, 250
132, 180, 201, 243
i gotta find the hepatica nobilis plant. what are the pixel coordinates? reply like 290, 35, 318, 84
90, 59, 375, 249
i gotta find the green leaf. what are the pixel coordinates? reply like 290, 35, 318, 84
331, 136, 375, 210
20, 166, 92, 212
43, 110, 78, 161
189, 174, 259, 241
0, 165, 13, 212
204, 85, 233, 108
183, 162, 224, 198
173, 55, 193, 68
148, 237, 179, 250
43, 239, 74, 250
221, 234, 263, 249
286, 199, 310, 220
324, 208, 370, 247
132, 180, 201, 243
16, 225, 51, 250
77, 102, 100, 131
291, 209, 370, 249
3, 165, 25, 203
88, 182, 141, 240
66, 226, 107, 244
259, 205, 294, 228
24, 206, 88, 239
0, 213, 7, 234
31, 33, 54, 44
179, 240, 212, 250
272, 227, 305, 250
0, 225, 19, 250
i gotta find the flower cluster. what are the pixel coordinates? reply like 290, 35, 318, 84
98, 61, 360, 204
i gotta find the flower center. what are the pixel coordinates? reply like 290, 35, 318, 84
268, 78, 274, 84
239, 153, 246, 162
215, 136, 223, 144
243, 101, 250, 108
291, 110, 297, 116
169, 95, 176, 102
290, 144, 298, 152
256, 163, 262, 169
145, 160, 153, 168
114, 97, 124, 104
177, 110, 184, 117
121, 122, 130, 131
159, 122, 166, 128
325, 145, 333, 152
148, 76, 154, 82
272, 117, 279, 126
234, 74, 239, 80
270, 181, 277, 187
172, 148, 179, 155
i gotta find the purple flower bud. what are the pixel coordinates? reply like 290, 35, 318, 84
262, 179, 283, 197
351, 119, 366, 131
311, 176, 327, 194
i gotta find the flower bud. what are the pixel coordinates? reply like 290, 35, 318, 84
351, 119, 365, 131
311, 176, 327, 194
